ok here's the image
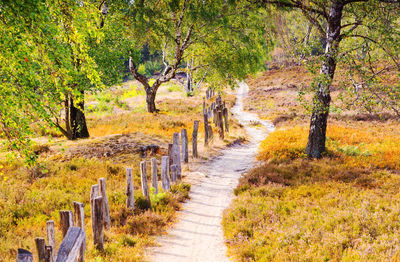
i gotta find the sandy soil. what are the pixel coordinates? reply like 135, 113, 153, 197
147, 82, 274, 262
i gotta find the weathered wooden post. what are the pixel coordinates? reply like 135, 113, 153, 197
92, 196, 104, 250
46, 220, 55, 260
90, 184, 99, 229
218, 110, 224, 139
181, 129, 189, 163
161, 156, 171, 191
99, 178, 110, 230
223, 107, 229, 133
192, 121, 199, 158
204, 113, 209, 146
171, 165, 178, 183
45, 246, 53, 262
126, 168, 134, 210
202, 97, 206, 115
208, 125, 213, 140
172, 132, 182, 179
55, 227, 85, 262
213, 108, 218, 124
168, 143, 174, 166
17, 249, 33, 262
59, 211, 74, 238
73, 201, 85, 262
151, 158, 158, 195
140, 161, 150, 204
35, 238, 46, 262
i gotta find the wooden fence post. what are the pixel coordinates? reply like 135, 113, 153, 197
99, 178, 110, 230
203, 97, 206, 115
46, 220, 55, 260
17, 249, 33, 262
218, 110, 224, 139
59, 211, 74, 238
92, 196, 104, 250
171, 165, 178, 183
73, 201, 85, 262
55, 227, 85, 262
35, 238, 46, 262
151, 158, 158, 195
140, 161, 150, 204
126, 168, 134, 210
90, 184, 99, 230
161, 156, 171, 191
223, 107, 229, 133
172, 132, 182, 179
181, 129, 189, 163
204, 113, 209, 146
192, 120, 199, 158
45, 246, 53, 262
208, 125, 213, 140
168, 143, 174, 166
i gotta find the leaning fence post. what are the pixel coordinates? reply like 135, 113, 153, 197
192, 121, 199, 158
35, 238, 46, 262
181, 129, 189, 163
46, 220, 55, 260
161, 156, 171, 191
99, 178, 110, 230
17, 249, 33, 262
73, 201, 85, 262
55, 227, 85, 262
126, 168, 135, 210
92, 196, 104, 250
151, 158, 158, 195
140, 161, 150, 205
172, 133, 182, 179
59, 211, 73, 238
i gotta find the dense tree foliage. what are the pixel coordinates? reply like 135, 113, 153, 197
121, 0, 269, 112
0, 0, 135, 163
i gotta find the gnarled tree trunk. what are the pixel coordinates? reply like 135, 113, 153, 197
62, 91, 89, 140
305, 1, 343, 158
146, 89, 157, 113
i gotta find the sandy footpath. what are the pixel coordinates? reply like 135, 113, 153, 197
148, 82, 274, 262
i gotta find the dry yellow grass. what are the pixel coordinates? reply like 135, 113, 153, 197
0, 81, 246, 261
223, 67, 400, 262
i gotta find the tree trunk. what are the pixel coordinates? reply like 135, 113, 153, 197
68, 91, 89, 139
305, 1, 343, 158
146, 89, 157, 113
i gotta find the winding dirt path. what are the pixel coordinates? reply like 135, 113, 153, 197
148, 82, 274, 262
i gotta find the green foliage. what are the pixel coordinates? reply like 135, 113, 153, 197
123, 0, 268, 90
0, 0, 138, 163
